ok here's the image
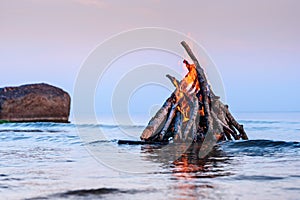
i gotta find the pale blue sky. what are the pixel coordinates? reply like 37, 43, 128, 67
1, 0, 299, 120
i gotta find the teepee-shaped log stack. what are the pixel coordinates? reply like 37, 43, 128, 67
140, 41, 248, 143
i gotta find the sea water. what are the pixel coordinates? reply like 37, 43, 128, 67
0, 112, 299, 200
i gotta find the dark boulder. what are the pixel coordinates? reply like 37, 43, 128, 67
0, 83, 71, 123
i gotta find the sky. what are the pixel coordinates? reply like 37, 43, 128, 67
1, 0, 300, 122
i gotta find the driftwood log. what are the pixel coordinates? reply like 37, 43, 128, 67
140, 41, 248, 143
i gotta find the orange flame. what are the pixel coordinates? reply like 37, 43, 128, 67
171, 60, 201, 123
181, 60, 200, 92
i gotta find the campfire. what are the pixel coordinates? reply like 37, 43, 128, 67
140, 41, 248, 143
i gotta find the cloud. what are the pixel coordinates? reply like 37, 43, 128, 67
72, 0, 108, 8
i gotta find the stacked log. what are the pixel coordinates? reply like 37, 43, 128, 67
140, 41, 248, 143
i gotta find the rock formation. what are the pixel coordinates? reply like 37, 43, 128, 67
0, 83, 70, 123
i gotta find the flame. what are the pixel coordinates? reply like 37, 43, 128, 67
200, 107, 205, 116
178, 60, 200, 122
173, 60, 200, 93
177, 106, 189, 122
181, 60, 200, 92
169, 60, 201, 125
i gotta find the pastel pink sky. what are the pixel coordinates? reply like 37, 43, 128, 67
1, 0, 299, 113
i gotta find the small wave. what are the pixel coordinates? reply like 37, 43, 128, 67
0, 129, 64, 133
1, 177, 22, 181
226, 139, 300, 148
234, 175, 285, 181
0, 122, 73, 128
26, 188, 146, 200
86, 139, 117, 145
289, 175, 300, 178
0, 122, 145, 133
240, 120, 281, 124
0, 174, 8, 177
0, 184, 9, 189
223, 140, 300, 157
284, 187, 300, 191
75, 123, 145, 129
60, 188, 121, 197
247, 126, 282, 131
240, 120, 300, 125
58, 188, 147, 197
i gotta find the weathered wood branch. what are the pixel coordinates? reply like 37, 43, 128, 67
181, 41, 208, 86
160, 101, 181, 140
183, 95, 199, 140
166, 74, 180, 89
140, 96, 173, 140
181, 41, 213, 135
225, 106, 248, 140
173, 110, 183, 140
216, 101, 248, 140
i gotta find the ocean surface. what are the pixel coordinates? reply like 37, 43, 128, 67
0, 112, 299, 200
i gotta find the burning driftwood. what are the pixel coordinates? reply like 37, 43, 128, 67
140, 41, 248, 143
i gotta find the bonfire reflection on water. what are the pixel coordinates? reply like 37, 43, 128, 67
141, 142, 233, 177
141, 143, 233, 199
